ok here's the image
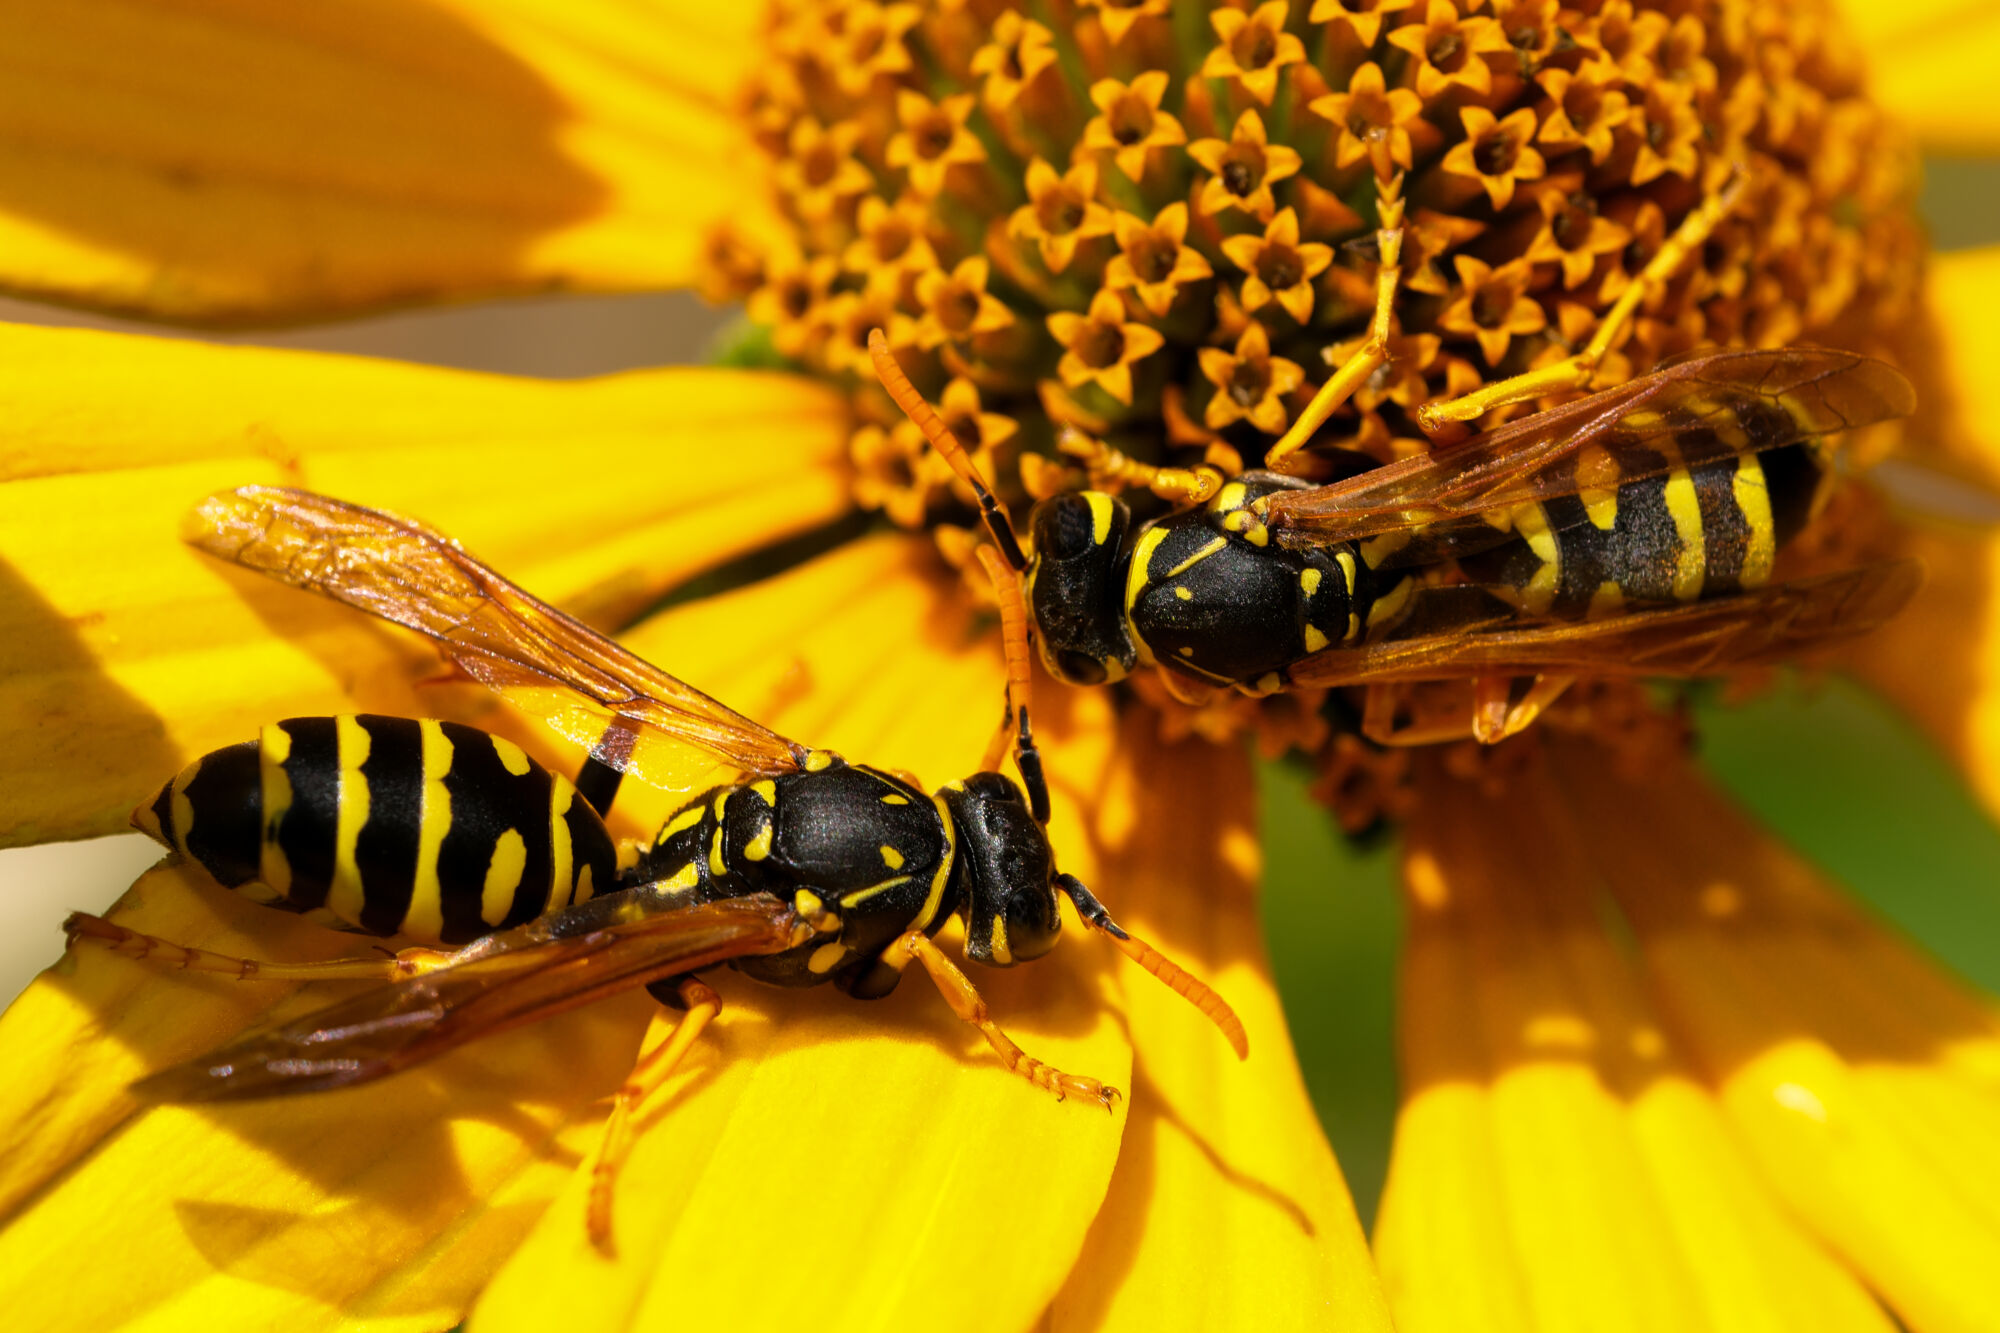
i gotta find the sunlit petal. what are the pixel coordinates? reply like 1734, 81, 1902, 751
0, 322, 846, 847
1835, 0, 2000, 149
1549, 740, 2000, 1332
1377, 749, 1898, 1331
1848, 245, 2000, 821
1913, 247, 2000, 486
0, 0, 778, 321
1048, 712, 1392, 1331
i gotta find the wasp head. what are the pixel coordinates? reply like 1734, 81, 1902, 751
939, 772, 1062, 967
1025, 492, 1138, 686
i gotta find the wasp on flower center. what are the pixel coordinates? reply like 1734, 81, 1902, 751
871, 177, 1920, 752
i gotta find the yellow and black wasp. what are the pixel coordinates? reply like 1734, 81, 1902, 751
69, 485, 1246, 1246
867, 178, 1921, 747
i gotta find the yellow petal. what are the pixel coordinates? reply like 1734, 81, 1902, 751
1908, 246, 2000, 488
1047, 710, 1392, 1330
1, 534, 1125, 1332
1843, 520, 2000, 821
1377, 749, 1896, 1332
0, 0, 780, 321
0, 859, 656, 1329
1846, 246, 2000, 820
476, 534, 1131, 1333
0, 321, 847, 846
1550, 739, 2000, 1332
1834, 0, 2000, 150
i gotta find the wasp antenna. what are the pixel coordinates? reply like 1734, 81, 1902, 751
1113, 930, 1250, 1059
1057, 874, 1249, 1059
867, 329, 1029, 573
973, 543, 1050, 823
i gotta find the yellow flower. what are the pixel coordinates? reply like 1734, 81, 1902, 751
0, 1, 1997, 1331
1187, 109, 1304, 224
1198, 323, 1306, 435
0, 331, 1377, 1329
1048, 287, 1169, 409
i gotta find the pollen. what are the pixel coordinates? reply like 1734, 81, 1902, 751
715, 0, 1921, 780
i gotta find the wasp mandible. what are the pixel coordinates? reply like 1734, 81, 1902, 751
70, 486, 1247, 1248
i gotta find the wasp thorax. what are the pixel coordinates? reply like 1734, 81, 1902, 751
1027, 492, 1138, 686
940, 772, 1062, 967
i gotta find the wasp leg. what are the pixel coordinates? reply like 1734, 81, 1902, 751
1415, 171, 1746, 436
1057, 427, 1227, 505
898, 930, 1119, 1110
587, 977, 722, 1255
62, 912, 453, 980
1265, 224, 1405, 476
1471, 673, 1575, 744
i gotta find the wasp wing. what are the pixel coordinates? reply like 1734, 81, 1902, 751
187, 486, 811, 783
1288, 561, 1922, 684
133, 894, 802, 1102
1266, 348, 1914, 551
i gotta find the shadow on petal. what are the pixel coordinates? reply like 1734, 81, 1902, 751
0, 323, 849, 845
0, 557, 180, 841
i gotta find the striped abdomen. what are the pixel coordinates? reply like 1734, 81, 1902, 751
1461, 443, 1824, 619
133, 715, 616, 946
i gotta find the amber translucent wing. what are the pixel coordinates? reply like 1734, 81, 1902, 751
1287, 561, 1922, 684
1266, 348, 1915, 548
134, 896, 802, 1102
187, 486, 810, 781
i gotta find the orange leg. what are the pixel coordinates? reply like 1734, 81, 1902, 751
63, 912, 453, 980
1360, 675, 1577, 745
1056, 426, 1227, 505
1265, 225, 1405, 476
1471, 673, 1575, 744
587, 977, 722, 1255
1415, 171, 1745, 435
898, 930, 1118, 1110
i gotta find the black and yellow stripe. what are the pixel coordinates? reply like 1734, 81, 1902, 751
1459, 398, 1825, 620
134, 715, 616, 946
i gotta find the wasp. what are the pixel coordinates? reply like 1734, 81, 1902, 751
868, 178, 1920, 746
68, 486, 1246, 1247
